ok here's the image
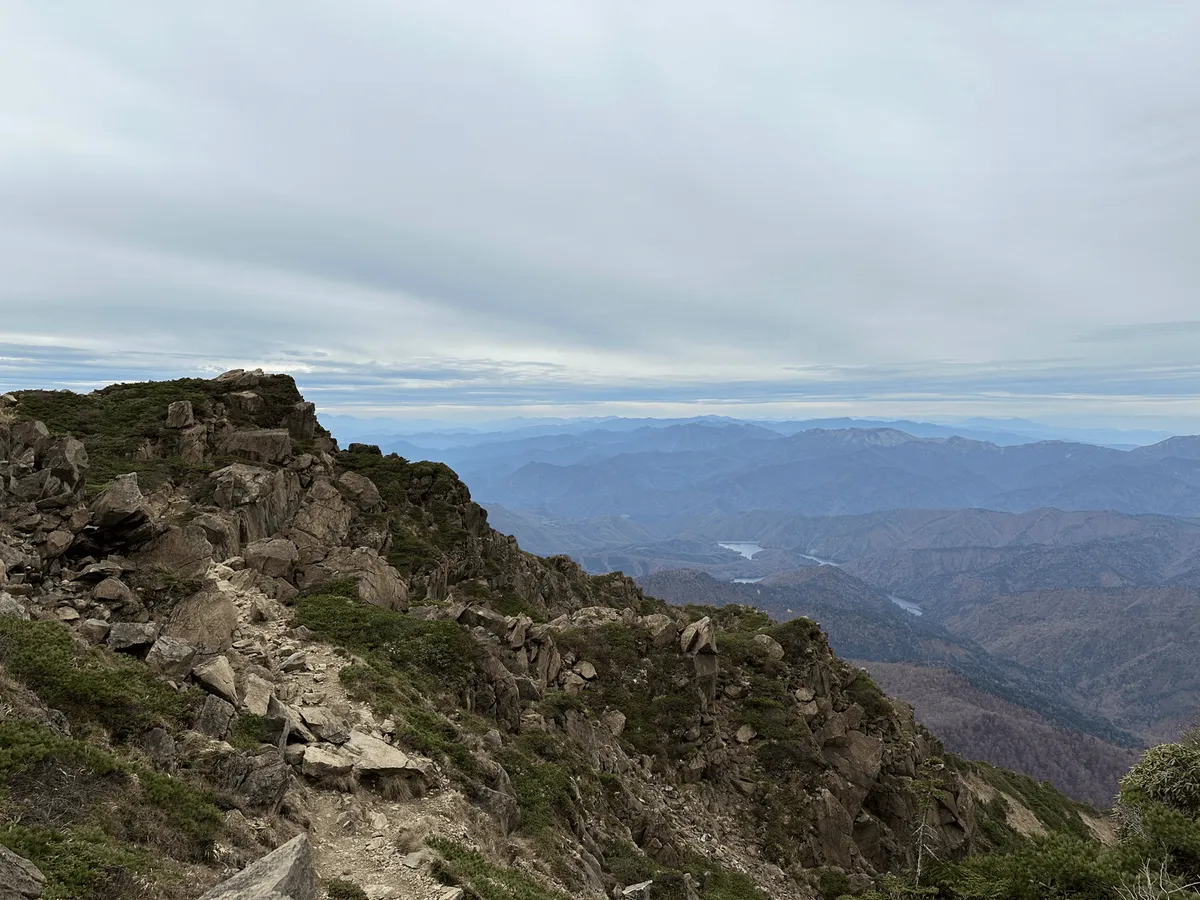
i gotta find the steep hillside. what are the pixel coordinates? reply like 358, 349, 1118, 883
637, 569, 1138, 807
861, 663, 1141, 809
0, 371, 1099, 900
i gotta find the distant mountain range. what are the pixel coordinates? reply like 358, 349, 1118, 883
330, 414, 1200, 808
322, 412, 1179, 450
432, 424, 1200, 521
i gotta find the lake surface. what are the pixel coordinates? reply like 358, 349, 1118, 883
768, 547, 925, 617
718, 542, 766, 559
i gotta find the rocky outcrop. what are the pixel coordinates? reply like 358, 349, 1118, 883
0, 372, 1068, 900
198, 834, 315, 900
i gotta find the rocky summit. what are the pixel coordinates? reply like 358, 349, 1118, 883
0, 372, 1170, 900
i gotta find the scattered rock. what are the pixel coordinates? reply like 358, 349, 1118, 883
0, 593, 29, 620
680, 616, 717, 654
241, 673, 275, 717
78, 618, 111, 642
194, 695, 236, 740
194, 655, 239, 704
245, 538, 299, 580
0, 844, 45, 899
735, 724, 757, 744
146, 636, 199, 681
198, 833, 316, 900
107, 621, 159, 653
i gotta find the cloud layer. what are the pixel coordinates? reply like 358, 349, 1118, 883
2, 2, 1200, 425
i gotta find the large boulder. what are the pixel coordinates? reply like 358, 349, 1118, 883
680, 616, 717, 655
193, 656, 239, 705
0, 844, 45, 899
212, 465, 302, 546
305, 547, 407, 611
136, 525, 215, 580
165, 583, 239, 654
146, 636, 198, 681
90, 474, 153, 534
244, 538, 299, 580
198, 834, 315, 900
285, 402, 317, 441
220, 429, 293, 465
166, 400, 195, 428
107, 622, 159, 654
285, 480, 353, 563
344, 730, 431, 780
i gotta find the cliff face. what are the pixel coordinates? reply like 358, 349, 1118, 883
0, 373, 1092, 900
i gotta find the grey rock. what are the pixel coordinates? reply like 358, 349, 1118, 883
107, 621, 159, 653
285, 401, 317, 441
92, 577, 136, 605
220, 429, 293, 465
265, 696, 315, 745
90, 473, 152, 532
337, 471, 382, 509
146, 636, 198, 680
344, 730, 431, 779
299, 744, 353, 779
680, 616, 717, 654
143, 727, 177, 770
194, 655, 239, 704
212, 464, 303, 547
195, 695, 236, 740
78, 618, 111, 642
198, 834, 315, 900
166, 400, 195, 428
751, 634, 785, 661
40, 530, 73, 560
0, 844, 45, 899
137, 525, 214, 580
279, 651, 307, 673
298, 707, 349, 744
228, 391, 265, 414
165, 584, 239, 654
244, 538, 299, 580
241, 673, 275, 718
0, 593, 30, 620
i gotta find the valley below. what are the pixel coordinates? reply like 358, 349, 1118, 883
378, 417, 1200, 809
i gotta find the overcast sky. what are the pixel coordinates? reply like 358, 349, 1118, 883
2, 1, 1200, 426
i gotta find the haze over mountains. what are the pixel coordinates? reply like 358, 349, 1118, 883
330, 413, 1200, 807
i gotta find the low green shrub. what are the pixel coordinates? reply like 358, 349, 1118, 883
0, 721, 222, 899
294, 581, 482, 694
429, 837, 571, 900
325, 879, 369, 900
0, 618, 196, 739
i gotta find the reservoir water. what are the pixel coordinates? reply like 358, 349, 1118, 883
718, 542, 766, 559
718, 543, 923, 616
